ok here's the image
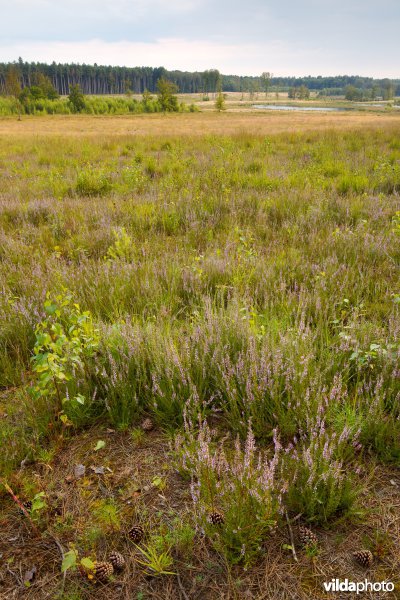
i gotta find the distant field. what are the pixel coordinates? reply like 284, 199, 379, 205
0, 118, 399, 599
1, 108, 400, 137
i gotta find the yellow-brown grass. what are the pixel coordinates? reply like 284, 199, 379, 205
1, 110, 400, 138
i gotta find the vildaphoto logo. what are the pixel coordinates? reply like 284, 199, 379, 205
323, 579, 395, 594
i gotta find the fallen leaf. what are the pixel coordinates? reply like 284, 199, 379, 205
94, 440, 106, 451
122, 487, 141, 502
80, 557, 95, 570
118, 467, 133, 478
74, 464, 86, 479
90, 465, 105, 475
23, 566, 37, 587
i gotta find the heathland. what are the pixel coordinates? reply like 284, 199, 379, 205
0, 107, 399, 599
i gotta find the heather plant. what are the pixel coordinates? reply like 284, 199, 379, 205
174, 420, 282, 565
96, 330, 142, 428
347, 376, 400, 464
165, 520, 196, 556
360, 411, 400, 464
213, 323, 321, 440
285, 406, 361, 523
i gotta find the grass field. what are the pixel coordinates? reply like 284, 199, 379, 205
0, 109, 399, 599
1, 108, 400, 137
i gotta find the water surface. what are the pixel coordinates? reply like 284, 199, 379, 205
253, 104, 351, 112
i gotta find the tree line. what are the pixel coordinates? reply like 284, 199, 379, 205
0, 68, 196, 117
1, 59, 399, 98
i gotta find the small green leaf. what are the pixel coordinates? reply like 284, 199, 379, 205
44, 302, 58, 315
61, 550, 78, 573
94, 440, 106, 451
80, 557, 95, 570
31, 492, 46, 513
282, 544, 293, 551
74, 393, 86, 405
369, 343, 381, 351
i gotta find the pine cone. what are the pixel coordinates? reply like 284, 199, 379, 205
209, 511, 224, 525
353, 550, 373, 568
141, 418, 154, 431
108, 551, 126, 571
128, 524, 144, 543
94, 561, 114, 582
299, 526, 318, 547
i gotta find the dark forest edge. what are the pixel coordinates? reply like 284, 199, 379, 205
0, 73, 198, 117
1, 58, 399, 99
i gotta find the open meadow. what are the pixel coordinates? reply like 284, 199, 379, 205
0, 106, 399, 137
0, 109, 400, 599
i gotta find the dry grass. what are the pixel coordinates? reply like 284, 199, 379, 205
1, 110, 399, 138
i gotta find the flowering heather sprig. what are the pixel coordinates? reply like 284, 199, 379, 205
214, 332, 321, 439
174, 418, 282, 565
285, 413, 360, 523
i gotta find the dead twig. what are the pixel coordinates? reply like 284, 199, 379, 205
285, 511, 298, 563
176, 570, 190, 600
5, 564, 22, 586
47, 533, 67, 593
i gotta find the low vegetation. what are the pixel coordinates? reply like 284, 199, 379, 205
0, 121, 399, 597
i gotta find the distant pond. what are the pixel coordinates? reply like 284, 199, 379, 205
253, 104, 352, 112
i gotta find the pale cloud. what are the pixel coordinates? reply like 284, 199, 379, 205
2, 37, 398, 78
1, 0, 399, 77
8, 0, 199, 11
0, 38, 320, 76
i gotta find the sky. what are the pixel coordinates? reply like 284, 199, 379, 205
1, 0, 399, 77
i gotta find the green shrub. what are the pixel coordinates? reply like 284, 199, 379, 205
105, 227, 135, 261
30, 290, 100, 426
75, 168, 112, 196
